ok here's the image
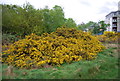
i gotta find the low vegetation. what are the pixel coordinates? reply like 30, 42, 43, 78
96, 31, 120, 43
2, 27, 105, 69
2, 45, 119, 79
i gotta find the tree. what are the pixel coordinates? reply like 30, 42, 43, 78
51, 5, 65, 31
2, 3, 45, 36
92, 21, 110, 34
41, 6, 52, 33
2, 3, 77, 36
64, 18, 77, 28
41, 5, 65, 33
77, 21, 96, 31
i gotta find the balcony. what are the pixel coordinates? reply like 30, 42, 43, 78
112, 19, 117, 22
112, 27, 117, 32
112, 25, 117, 27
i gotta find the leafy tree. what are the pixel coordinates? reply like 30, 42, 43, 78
41, 5, 65, 33
41, 6, 52, 33
2, 3, 77, 36
92, 21, 110, 34
77, 21, 109, 34
50, 5, 65, 31
2, 3, 44, 36
64, 18, 77, 28
77, 21, 96, 31
21, 2, 45, 35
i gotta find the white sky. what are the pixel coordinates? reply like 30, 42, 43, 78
1, 0, 120, 24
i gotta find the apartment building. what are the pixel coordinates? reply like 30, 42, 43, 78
105, 1, 120, 32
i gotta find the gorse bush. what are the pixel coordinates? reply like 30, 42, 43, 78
96, 31, 120, 43
2, 27, 105, 69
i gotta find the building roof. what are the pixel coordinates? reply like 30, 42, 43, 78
106, 10, 120, 18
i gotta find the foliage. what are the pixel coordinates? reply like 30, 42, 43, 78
64, 18, 77, 28
2, 3, 78, 36
95, 31, 120, 43
92, 21, 110, 34
2, 34, 21, 45
2, 27, 105, 69
41, 5, 65, 33
77, 21, 96, 31
77, 21, 110, 35
2, 3, 45, 36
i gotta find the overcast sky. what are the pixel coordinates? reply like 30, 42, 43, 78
1, 0, 120, 24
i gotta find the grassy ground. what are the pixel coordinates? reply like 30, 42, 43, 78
2, 44, 119, 79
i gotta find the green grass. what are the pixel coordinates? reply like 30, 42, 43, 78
2, 47, 119, 79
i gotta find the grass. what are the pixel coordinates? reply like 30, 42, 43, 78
2, 45, 119, 79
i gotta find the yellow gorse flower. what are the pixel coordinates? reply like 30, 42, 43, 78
96, 31, 120, 42
2, 27, 105, 69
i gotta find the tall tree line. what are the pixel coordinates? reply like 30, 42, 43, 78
2, 2, 109, 36
2, 3, 77, 36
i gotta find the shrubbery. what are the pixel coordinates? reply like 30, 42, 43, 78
2, 27, 105, 69
2, 34, 22, 45
96, 31, 120, 43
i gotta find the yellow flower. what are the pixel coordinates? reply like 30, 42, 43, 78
2, 28, 106, 68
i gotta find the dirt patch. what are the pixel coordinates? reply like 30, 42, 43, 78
112, 49, 119, 58
103, 43, 119, 58
3, 65, 16, 78
103, 44, 119, 48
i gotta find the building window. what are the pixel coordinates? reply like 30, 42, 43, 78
119, 12, 120, 15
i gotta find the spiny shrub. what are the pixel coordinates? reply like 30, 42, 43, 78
2, 27, 105, 69
96, 31, 120, 43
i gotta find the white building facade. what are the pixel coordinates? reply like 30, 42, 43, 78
106, 1, 120, 32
